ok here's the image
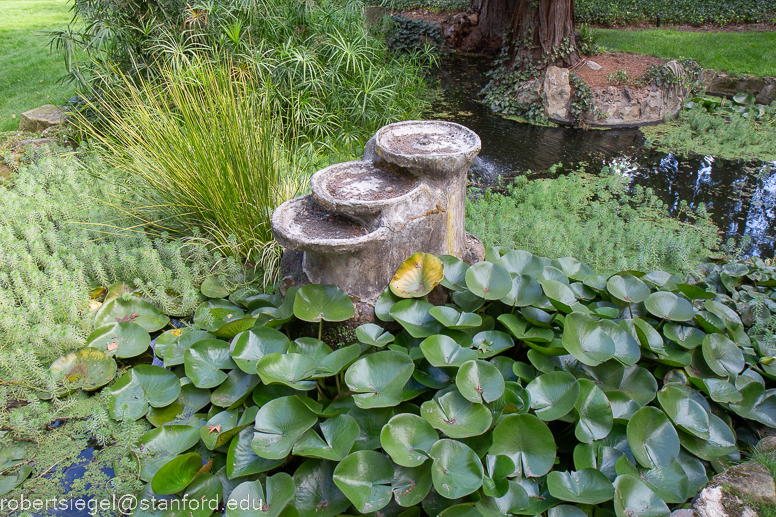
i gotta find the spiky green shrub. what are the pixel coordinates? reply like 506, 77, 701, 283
6, 248, 774, 516
466, 164, 720, 275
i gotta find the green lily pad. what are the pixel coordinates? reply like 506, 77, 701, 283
293, 284, 354, 322
345, 350, 415, 408
626, 407, 679, 469
184, 338, 237, 388
381, 413, 438, 467
675, 283, 716, 300
151, 452, 202, 495
390, 299, 444, 338
0, 465, 32, 496
292, 459, 351, 517
613, 474, 669, 517
490, 414, 556, 478
227, 428, 284, 479
95, 297, 170, 332
105, 365, 180, 421
599, 320, 640, 366
702, 333, 745, 378
430, 306, 483, 329
356, 324, 395, 347
421, 390, 492, 438
456, 360, 505, 404
497, 250, 543, 277
677, 413, 737, 461
421, 335, 479, 368
390, 252, 445, 298
430, 439, 484, 499
212, 317, 258, 339
201, 276, 231, 298
193, 299, 244, 332
200, 408, 252, 450
644, 292, 694, 322
230, 326, 290, 373
252, 396, 318, 459
440, 255, 470, 291
657, 385, 709, 439
585, 363, 657, 406
547, 469, 614, 504
162, 329, 216, 367
49, 348, 117, 393
541, 280, 578, 313
138, 425, 201, 481
293, 414, 360, 461
87, 321, 150, 358
257, 353, 317, 391
393, 462, 433, 507
225, 473, 295, 517
499, 274, 542, 307
476, 478, 529, 516
606, 275, 650, 304
575, 379, 613, 443
333, 450, 394, 513
663, 324, 705, 350
472, 331, 514, 359
211, 368, 260, 409
526, 371, 580, 421
561, 313, 616, 366
465, 262, 512, 300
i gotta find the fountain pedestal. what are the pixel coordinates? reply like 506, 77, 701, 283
271, 120, 483, 310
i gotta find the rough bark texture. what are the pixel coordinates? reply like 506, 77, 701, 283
472, 0, 579, 66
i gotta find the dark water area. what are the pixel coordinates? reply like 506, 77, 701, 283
430, 54, 776, 258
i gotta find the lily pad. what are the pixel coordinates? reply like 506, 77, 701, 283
252, 396, 318, 459
293, 284, 354, 322
456, 360, 505, 404
193, 299, 244, 332
606, 275, 650, 304
421, 335, 479, 368
345, 350, 415, 408
562, 313, 616, 366
293, 414, 360, 461
227, 428, 284, 479
184, 339, 237, 388
393, 462, 433, 507
151, 452, 202, 495
230, 326, 291, 373
429, 439, 484, 499
292, 459, 351, 517
87, 321, 150, 358
626, 407, 679, 469
138, 425, 201, 481
162, 329, 216, 367
547, 469, 614, 504
390, 252, 445, 298
356, 324, 395, 347
499, 274, 543, 308
644, 292, 694, 322
225, 473, 296, 517
613, 474, 669, 517
575, 379, 614, 443
390, 299, 444, 338
333, 450, 394, 513
381, 413, 438, 467
490, 414, 556, 478
702, 333, 745, 378
104, 365, 180, 421
440, 255, 470, 291
257, 353, 317, 391
49, 348, 117, 393
421, 390, 492, 438
465, 262, 512, 300
95, 297, 170, 332
526, 371, 580, 421
430, 306, 483, 329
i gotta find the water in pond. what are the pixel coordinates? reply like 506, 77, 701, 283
430, 54, 776, 258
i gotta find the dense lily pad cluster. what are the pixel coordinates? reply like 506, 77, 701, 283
42, 248, 776, 517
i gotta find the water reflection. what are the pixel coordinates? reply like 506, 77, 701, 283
431, 54, 776, 258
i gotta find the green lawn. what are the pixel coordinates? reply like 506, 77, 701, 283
0, 0, 75, 131
596, 29, 776, 77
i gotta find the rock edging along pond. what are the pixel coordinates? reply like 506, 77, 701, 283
701, 69, 776, 105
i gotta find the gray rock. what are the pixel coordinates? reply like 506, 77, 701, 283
701, 69, 776, 105
543, 66, 571, 121
587, 60, 602, 71
693, 463, 776, 517
668, 510, 694, 517
758, 435, 776, 452
19, 104, 66, 133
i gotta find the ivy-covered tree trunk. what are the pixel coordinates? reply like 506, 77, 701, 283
473, 0, 579, 68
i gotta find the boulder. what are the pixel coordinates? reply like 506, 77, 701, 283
19, 104, 66, 133
759, 436, 776, 452
543, 66, 571, 121
587, 60, 602, 71
701, 69, 776, 105
693, 463, 776, 517
668, 510, 693, 517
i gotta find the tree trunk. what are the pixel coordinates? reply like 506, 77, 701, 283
510, 0, 579, 67
472, 0, 579, 68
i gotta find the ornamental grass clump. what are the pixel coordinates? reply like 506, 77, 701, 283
79, 60, 308, 280
9, 248, 775, 516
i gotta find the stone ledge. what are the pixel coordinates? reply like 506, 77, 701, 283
19, 104, 66, 133
701, 69, 776, 104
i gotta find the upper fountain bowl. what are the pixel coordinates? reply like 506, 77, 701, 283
375, 120, 481, 177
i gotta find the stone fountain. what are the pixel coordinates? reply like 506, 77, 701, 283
271, 120, 484, 319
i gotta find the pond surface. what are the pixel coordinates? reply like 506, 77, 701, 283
430, 54, 776, 258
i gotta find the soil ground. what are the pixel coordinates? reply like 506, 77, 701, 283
571, 53, 665, 87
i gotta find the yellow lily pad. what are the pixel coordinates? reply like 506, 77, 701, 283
389, 252, 444, 298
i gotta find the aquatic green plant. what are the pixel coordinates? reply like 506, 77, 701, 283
7, 247, 773, 516
465, 164, 720, 275
0, 147, 242, 401
642, 101, 776, 162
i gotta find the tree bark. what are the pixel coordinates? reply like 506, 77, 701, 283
472, 0, 579, 68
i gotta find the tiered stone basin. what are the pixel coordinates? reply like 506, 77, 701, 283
271, 120, 482, 305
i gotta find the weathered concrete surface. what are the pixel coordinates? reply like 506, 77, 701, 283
668, 510, 693, 517
701, 69, 776, 105
544, 66, 571, 121
19, 104, 66, 133
272, 121, 482, 306
692, 463, 776, 517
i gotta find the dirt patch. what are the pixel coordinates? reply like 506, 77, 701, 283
326, 165, 417, 201
392, 9, 456, 23
571, 53, 665, 88
293, 199, 369, 239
